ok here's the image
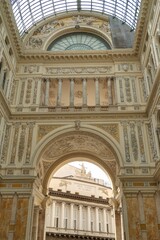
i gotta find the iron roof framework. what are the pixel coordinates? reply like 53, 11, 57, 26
10, 0, 141, 36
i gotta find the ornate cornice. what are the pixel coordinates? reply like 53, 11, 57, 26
46, 232, 114, 240
133, 0, 151, 55
48, 189, 110, 205
10, 111, 147, 121
0, 0, 22, 58
18, 50, 137, 63
146, 66, 160, 117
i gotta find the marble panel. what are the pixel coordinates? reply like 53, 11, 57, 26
126, 196, 140, 240
143, 196, 159, 240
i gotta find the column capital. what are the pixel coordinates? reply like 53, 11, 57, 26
70, 78, 75, 82
44, 78, 50, 82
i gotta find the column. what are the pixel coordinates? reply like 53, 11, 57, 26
156, 128, 160, 147
103, 208, 107, 232
115, 208, 122, 240
95, 78, 100, 106
51, 201, 56, 227
32, 206, 40, 240
79, 205, 83, 230
111, 77, 117, 105
6, 71, 12, 99
122, 194, 129, 240
95, 207, 99, 232
0, 44, 3, 61
45, 78, 50, 105
60, 202, 65, 228
82, 78, 87, 106
70, 79, 74, 107
57, 79, 62, 107
155, 191, 160, 238
108, 210, 112, 233
70, 203, 74, 229
138, 192, 147, 240
107, 77, 112, 105
36, 78, 42, 105
120, 207, 124, 240
0, 68, 6, 88
87, 206, 91, 231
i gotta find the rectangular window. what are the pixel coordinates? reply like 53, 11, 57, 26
91, 221, 93, 232
74, 220, 76, 230
107, 223, 109, 233
2, 71, 6, 89
64, 218, 68, 229
55, 217, 59, 228
99, 222, 101, 232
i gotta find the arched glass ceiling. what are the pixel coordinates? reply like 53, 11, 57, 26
10, 0, 141, 36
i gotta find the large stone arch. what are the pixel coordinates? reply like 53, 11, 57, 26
31, 124, 124, 194
43, 153, 115, 194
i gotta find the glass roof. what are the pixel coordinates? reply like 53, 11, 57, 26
10, 0, 141, 36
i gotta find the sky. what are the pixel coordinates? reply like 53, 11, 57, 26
69, 161, 112, 186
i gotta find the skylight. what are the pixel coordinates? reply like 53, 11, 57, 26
10, 0, 141, 36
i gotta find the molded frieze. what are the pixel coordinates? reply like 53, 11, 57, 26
45, 66, 113, 76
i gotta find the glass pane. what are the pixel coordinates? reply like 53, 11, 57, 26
10, 0, 141, 36
48, 32, 111, 51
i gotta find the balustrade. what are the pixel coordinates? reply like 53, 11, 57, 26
41, 77, 115, 109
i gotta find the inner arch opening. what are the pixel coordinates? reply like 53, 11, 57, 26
45, 158, 116, 239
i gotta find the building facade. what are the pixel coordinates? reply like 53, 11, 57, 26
45, 164, 115, 240
0, 0, 160, 240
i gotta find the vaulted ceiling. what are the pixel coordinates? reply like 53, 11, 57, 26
10, 0, 141, 36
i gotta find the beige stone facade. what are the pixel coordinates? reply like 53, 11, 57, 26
0, 0, 160, 240
45, 164, 115, 239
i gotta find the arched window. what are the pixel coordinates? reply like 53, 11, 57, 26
47, 32, 111, 51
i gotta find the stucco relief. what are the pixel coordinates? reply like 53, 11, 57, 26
24, 65, 39, 73
147, 121, 158, 161
92, 124, 119, 142
38, 125, 64, 142
1, 125, 11, 164
42, 132, 115, 161
46, 66, 113, 76
25, 15, 111, 50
